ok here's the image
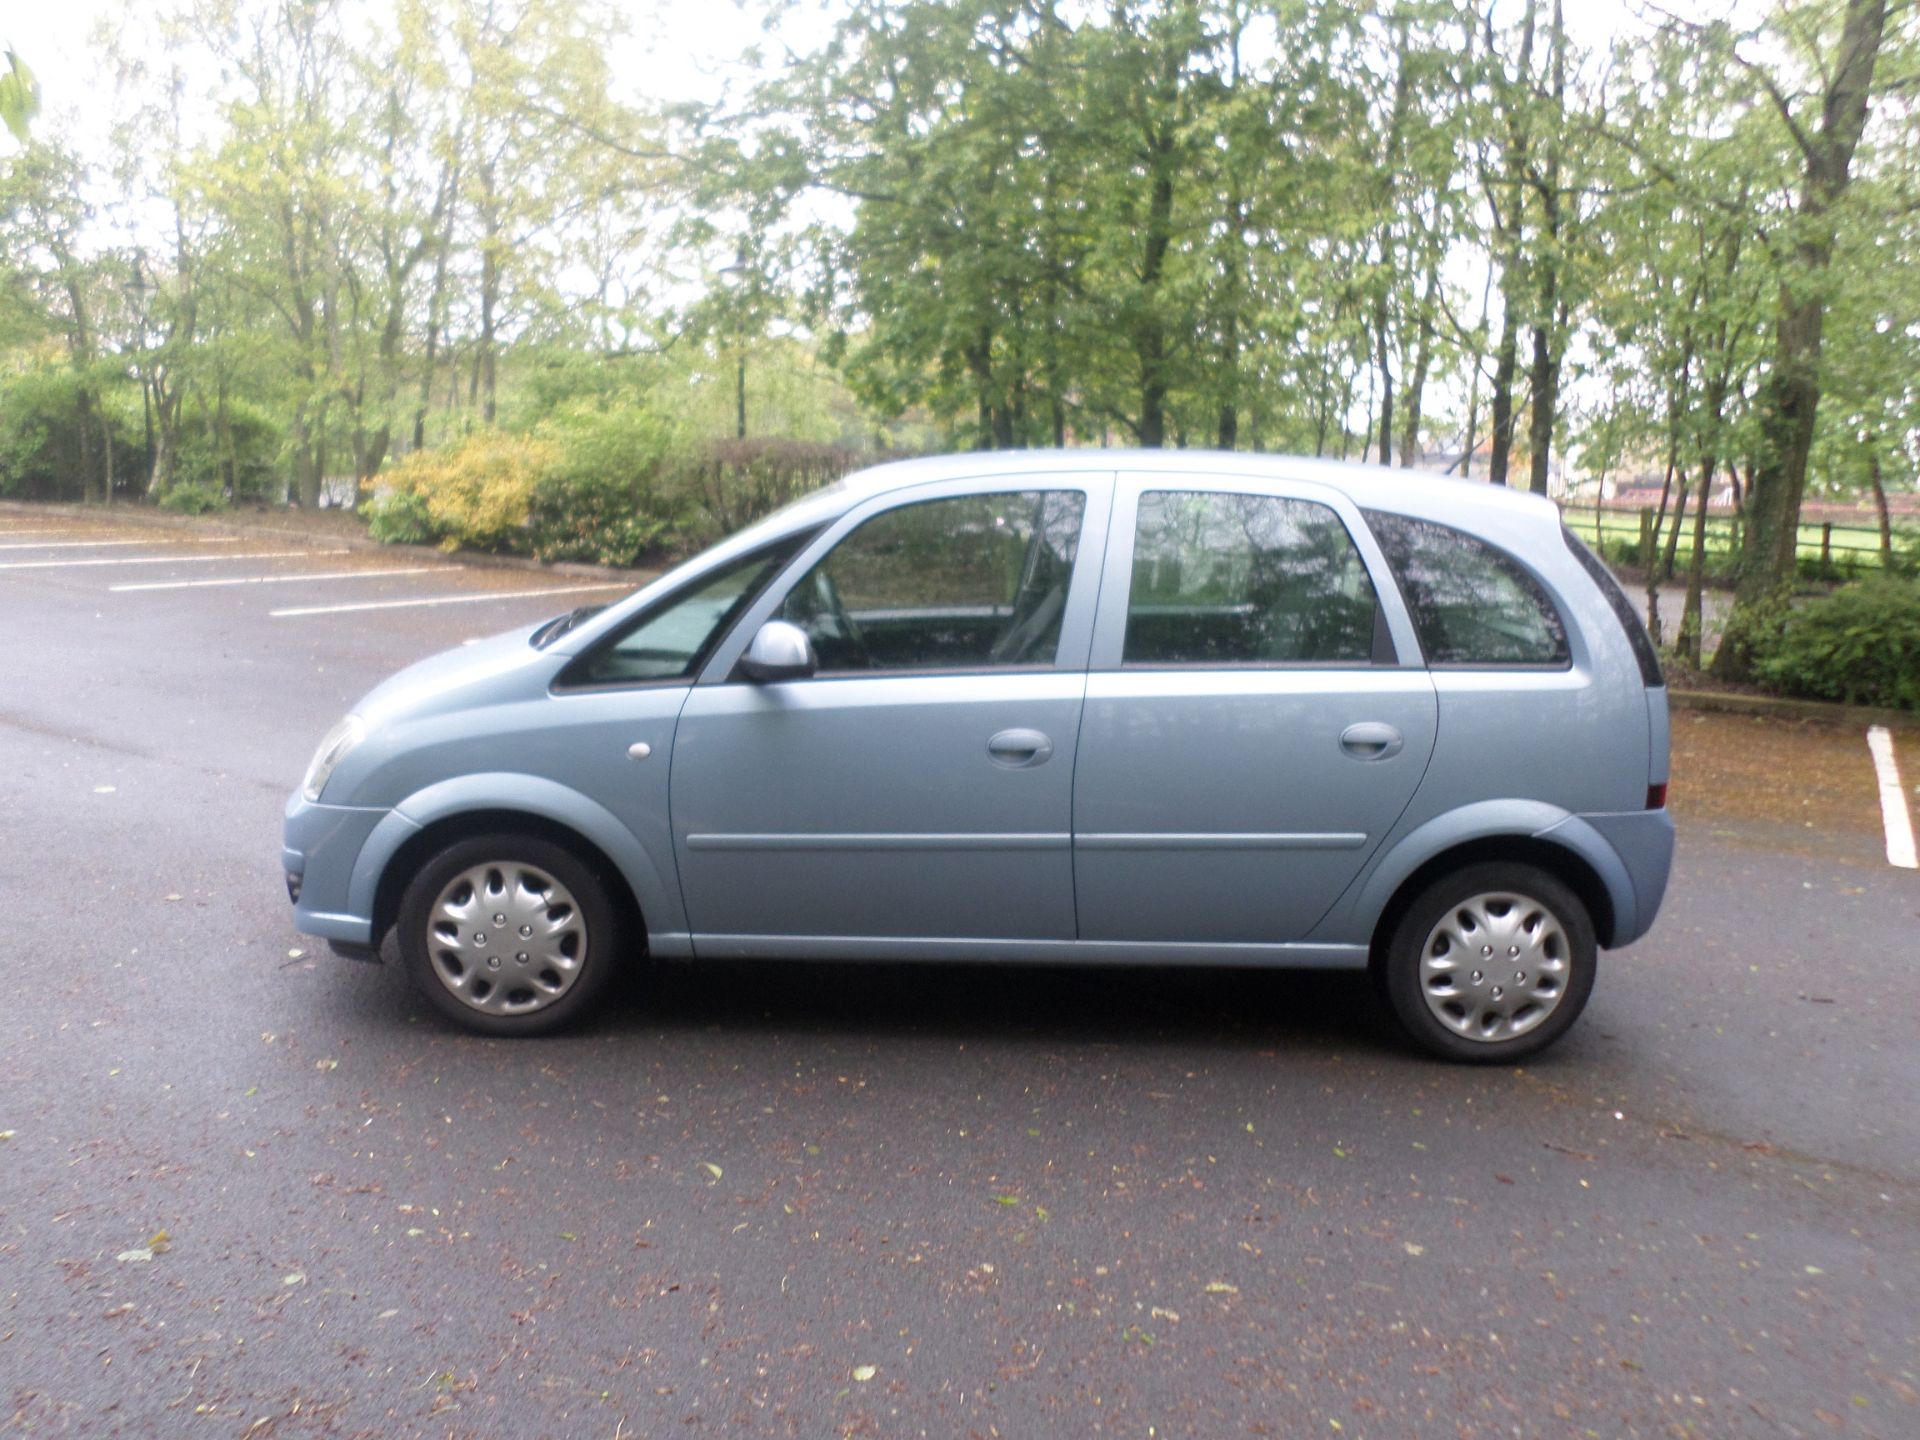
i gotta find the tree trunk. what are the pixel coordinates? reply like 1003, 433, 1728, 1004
1488, 303, 1521, 486
1525, 0, 1565, 497
1714, 0, 1888, 679
476, 163, 502, 428
1867, 450, 1893, 562
1678, 452, 1715, 668
1484, 0, 1537, 488
1135, 140, 1174, 450
1451, 268, 1494, 476
1400, 259, 1440, 468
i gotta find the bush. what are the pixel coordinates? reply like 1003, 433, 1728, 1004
376, 431, 556, 552
1750, 577, 1920, 710
673, 438, 889, 546
527, 407, 690, 565
367, 420, 895, 568
156, 480, 227, 515
363, 487, 440, 545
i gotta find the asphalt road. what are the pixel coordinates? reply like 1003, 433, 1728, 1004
2, 509, 1916, 1439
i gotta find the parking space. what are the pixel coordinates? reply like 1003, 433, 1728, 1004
0, 511, 635, 624
2, 508, 1917, 1439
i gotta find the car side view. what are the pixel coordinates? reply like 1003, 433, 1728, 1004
284, 452, 1673, 1061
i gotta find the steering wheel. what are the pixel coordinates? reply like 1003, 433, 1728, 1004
810, 567, 872, 668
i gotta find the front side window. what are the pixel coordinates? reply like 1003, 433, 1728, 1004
777, 490, 1087, 672
1123, 490, 1380, 666
1364, 511, 1570, 667
565, 537, 809, 687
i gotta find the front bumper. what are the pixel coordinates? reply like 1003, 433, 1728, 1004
283, 791, 393, 945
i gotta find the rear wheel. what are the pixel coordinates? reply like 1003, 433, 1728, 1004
1381, 862, 1595, 1063
396, 833, 621, 1036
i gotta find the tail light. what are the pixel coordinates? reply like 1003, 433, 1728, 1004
1646, 783, 1668, 810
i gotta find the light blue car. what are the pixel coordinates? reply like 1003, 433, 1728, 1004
284, 453, 1673, 1061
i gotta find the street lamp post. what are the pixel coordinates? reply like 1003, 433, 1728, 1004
717, 243, 749, 441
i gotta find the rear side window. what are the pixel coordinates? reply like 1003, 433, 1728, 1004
1124, 491, 1383, 666
1563, 526, 1664, 686
1363, 511, 1569, 667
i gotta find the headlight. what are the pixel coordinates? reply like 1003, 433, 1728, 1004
301, 714, 367, 803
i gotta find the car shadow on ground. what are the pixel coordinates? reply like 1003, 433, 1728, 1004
329, 940, 1410, 1058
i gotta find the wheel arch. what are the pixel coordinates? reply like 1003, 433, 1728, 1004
348, 773, 683, 951
1366, 835, 1619, 968
372, 809, 647, 951
1321, 799, 1635, 960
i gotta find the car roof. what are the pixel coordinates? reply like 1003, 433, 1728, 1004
826, 449, 1564, 530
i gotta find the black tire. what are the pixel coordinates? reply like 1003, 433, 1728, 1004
395, 832, 623, 1036
1380, 861, 1596, 1064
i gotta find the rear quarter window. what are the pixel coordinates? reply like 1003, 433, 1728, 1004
1562, 526, 1664, 686
1363, 511, 1570, 668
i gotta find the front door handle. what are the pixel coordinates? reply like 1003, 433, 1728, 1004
1339, 722, 1404, 761
987, 728, 1054, 769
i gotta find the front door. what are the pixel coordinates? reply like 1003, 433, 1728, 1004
1072, 479, 1437, 944
671, 478, 1110, 950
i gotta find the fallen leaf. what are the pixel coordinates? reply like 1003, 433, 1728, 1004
699, 1162, 723, 1181
283, 1272, 305, 1286
559, 1232, 578, 1242
148, 1230, 171, 1254
852, 1365, 877, 1383
1203, 1282, 1238, 1295
1403, 1242, 1425, 1257
991, 1194, 1020, 1206
314, 1058, 338, 1071
0, 1131, 14, 1141
164, 894, 182, 903
1544, 1142, 1597, 1161
116, 1248, 154, 1263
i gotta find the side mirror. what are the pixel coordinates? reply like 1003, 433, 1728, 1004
738, 620, 817, 683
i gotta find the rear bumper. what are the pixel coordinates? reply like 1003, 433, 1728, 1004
283, 792, 391, 945
1540, 808, 1676, 948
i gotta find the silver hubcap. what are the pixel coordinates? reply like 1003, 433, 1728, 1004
1418, 891, 1570, 1043
425, 862, 586, 1017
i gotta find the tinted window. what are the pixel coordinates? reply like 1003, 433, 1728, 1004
1124, 491, 1380, 665
778, 490, 1086, 672
1563, 526, 1663, 686
566, 538, 807, 686
1364, 511, 1569, 667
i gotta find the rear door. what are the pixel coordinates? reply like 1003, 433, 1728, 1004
1072, 474, 1436, 944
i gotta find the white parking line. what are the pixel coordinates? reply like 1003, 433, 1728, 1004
1866, 727, 1918, 870
112, 566, 441, 592
0, 548, 349, 571
0, 536, 242, 552
270, 581, 627, 618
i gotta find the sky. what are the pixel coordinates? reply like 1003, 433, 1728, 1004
4, 0, 1710, 140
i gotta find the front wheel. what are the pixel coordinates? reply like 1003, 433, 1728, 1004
1380, 862, 1596, 1063
396, 833, 622, 1036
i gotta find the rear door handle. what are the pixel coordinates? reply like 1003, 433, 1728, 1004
987, 728, 1054, 768
1339, 722, 1404, 761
